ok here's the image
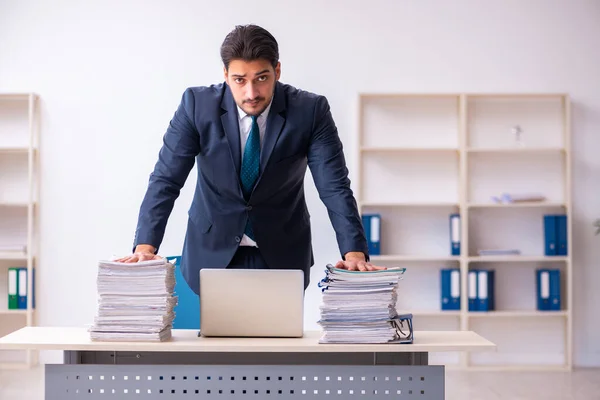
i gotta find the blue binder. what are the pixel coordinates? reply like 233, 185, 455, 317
536, 269, 550, 310
440, 268, 460, 310
556, 215, 568, 256
536, 269, 561, 311
476, 270, 495, 311
549, 269, 561, 310
544, 214, 568, 256
544, 215, 557, 255
17, 267, 34, 310
362, 214, 381, 256
449, 214, 460, 256
468, 269, 478, 311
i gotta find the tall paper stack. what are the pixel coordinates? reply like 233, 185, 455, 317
317, 264, 410, 344
89, 259, 177, 342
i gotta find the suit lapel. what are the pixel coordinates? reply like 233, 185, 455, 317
248, 82, 286, 199
259, 81, 286, 174
220, 84, 242, 175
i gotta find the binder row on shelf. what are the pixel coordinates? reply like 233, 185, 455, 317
361, 213, 568, 257
7, 267, 35, 310
440, 268, 561, 312
467, 269, 495, 312
440, 268, 495, 311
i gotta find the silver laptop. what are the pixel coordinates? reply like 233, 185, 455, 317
199, 269, 304, 338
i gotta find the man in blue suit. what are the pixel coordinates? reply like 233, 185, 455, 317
117, 24, 384, 294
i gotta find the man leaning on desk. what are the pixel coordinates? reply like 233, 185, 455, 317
116, 24, 385, 293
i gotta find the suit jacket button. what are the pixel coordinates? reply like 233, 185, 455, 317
246, 205, 252, 211
235, 236, 241, 242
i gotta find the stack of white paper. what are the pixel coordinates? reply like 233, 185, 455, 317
88, 259, 177, 342
317, 264, 408, 344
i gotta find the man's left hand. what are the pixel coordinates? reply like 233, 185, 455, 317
335, 252, 387, 271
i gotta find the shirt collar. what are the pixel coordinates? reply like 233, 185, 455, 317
237, 97, 273, 122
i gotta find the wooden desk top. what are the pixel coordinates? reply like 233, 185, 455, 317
0, 327, 496, 353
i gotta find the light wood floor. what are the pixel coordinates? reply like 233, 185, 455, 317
1, 366, 599, 399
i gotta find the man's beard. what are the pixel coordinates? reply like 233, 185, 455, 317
242, 98, 269, 117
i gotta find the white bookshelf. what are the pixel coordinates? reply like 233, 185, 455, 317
357, 92, 572, 370
0, 93, 40, 369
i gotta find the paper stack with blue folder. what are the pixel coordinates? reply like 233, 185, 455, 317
88, 259, 178, 342
317, 264, 412, 344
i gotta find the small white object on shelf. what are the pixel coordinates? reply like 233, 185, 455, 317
512, 124, 524, 147
477, 249, 521, 256
491, 193, 546, 204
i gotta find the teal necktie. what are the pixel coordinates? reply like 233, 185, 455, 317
240, 115, 260, 240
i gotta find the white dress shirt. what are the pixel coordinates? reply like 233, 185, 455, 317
237, 99, 272, 247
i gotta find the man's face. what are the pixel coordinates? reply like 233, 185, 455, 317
224, 59, 281, 116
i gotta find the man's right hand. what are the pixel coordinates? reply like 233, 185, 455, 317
115, 244, 162, 263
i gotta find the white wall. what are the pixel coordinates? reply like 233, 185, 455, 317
1, 0, 599, 366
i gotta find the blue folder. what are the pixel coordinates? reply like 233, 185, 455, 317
440, 268, 460, 310
544, 214, 567, 256
362, 214, 381, 256
476, 270, 495, 312
17, 267, 34, 310
468, 269, 478, 311
556, 215, 568, 256
449, 213, 460, 256
536, 269, 561, 311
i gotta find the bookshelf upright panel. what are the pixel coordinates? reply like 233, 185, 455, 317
0, 93, 40, 369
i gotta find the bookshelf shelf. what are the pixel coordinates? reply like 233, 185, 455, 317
467, 202, 566, 209
0, 147, 36, 154
370, 255, 460, 262
0, 310, 30, 316
468, 256, 568, 263
399, 310, 462, 317
0, 202, 36, 207
466, 147, 565, 154
468, 311, 568, 318
0, 93, 39, 370
466, 365, 570, 372
0, 252, 30, 261
360, 147, 458, 153
361, 202, 458, 208
357, 92, 572, 371
0, 94, 33, 101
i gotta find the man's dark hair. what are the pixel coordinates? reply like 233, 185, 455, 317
220, 24, 279, 70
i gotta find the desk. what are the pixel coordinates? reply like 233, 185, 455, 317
0, 327, 495, 399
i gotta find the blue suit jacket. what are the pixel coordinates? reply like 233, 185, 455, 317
133, 81, 369, 294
